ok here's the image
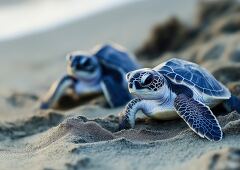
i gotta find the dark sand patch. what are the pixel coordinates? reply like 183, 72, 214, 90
135, 17, 197, 59
184, 147, 240, 170
50, 93, 107, 111
6, 92, 39, 108
135, 0, 240, 61
213, 66, 240, 85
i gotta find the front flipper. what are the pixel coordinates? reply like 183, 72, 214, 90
119, 98, 143, 130
40, 75, 77, 109
101, 76, 132, 108
174, 94, 223, 141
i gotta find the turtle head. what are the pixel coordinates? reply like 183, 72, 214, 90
66, 51, 101, 81
126, 68, 167, 100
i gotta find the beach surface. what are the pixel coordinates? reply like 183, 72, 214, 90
1, 0, 240, 170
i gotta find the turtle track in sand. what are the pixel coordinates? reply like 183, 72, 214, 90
0, 112, 63, 141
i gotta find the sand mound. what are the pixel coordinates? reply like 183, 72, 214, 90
0, 112, 63, 141
0, 107, 239, 169
46, 112, 239, 170
4, 110, 236, 153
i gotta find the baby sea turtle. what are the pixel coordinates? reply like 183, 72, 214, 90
119, 58, 240, 141
40, 44, 140, 109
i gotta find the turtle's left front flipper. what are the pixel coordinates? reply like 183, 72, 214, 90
174, 94, 223, 141
223, 95, 240, 113
40, 75, 77, 109
101, 75, 132, 108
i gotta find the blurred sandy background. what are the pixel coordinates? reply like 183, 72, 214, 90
0, 0, 196, 94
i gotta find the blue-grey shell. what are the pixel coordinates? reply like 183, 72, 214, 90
156, 58, 230, 98
95, 45, 140, 74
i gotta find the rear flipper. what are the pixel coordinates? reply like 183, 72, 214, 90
223, 95, 240, 113
40, 75, 77, 109
101, 76, 132, 108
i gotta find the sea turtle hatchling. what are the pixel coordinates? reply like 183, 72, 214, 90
119, 58, 240, 141
40, 44, 140, 109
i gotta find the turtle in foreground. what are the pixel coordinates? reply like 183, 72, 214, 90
119, 58, 240, 141
40, 44, 140, 109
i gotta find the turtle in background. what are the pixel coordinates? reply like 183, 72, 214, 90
119, 58, 240, 141
40, 44, 140, 109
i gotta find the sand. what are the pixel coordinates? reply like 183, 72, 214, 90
1, 0, 240, 170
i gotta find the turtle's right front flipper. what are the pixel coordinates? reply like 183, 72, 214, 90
174, 94, 223, 141
40, 75, 77, 109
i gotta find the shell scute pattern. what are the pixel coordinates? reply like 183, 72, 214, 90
157, 58, 230, 97
175, 75, 183, 82
95, 45, 140, 73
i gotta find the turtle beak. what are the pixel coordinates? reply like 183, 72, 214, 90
126, 72, 132, 81
66, 54, 73, 61
128, 81, 141, 94
128, 81, 134, 93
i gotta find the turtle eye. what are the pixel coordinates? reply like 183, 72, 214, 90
82, 58, 97, 72
142, 74, 153, 86
82, 58, 91, 67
